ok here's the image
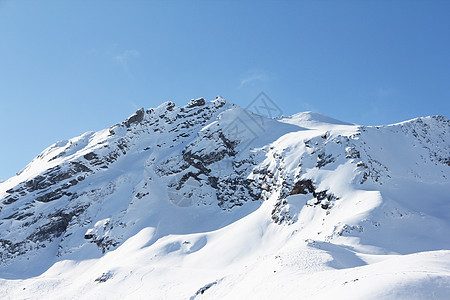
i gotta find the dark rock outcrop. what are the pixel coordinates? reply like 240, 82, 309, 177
124, 108, 145, 127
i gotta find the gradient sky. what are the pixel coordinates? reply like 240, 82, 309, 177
0, 0, 449, 180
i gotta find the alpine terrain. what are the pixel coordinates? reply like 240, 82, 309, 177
0, 97, 449, 299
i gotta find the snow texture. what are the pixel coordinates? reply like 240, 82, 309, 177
0, 97, 449, 299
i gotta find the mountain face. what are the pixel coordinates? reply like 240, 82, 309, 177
0, 98, 449, 299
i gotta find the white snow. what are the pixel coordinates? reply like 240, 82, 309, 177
0, 99, 449, 299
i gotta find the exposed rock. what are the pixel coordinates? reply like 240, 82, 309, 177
123, 108, 145, 127
316, 153, 335, 168
186, 98, 206, 108
290, 179, 315, 195
27, 206, 88, 243
191, 280, 220, 298
272, 178, 339, 224
95, 271, 114, 283
83, 152, 98, 160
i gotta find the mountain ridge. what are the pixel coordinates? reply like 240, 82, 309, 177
0, 97, 449, 299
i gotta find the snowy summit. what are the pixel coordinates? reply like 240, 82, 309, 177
0, 97, 449, 299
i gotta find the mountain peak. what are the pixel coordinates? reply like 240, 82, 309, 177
281, 111, 354, 127
0, 97, 449, 298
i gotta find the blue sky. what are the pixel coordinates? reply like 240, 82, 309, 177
0, 0, 449, 180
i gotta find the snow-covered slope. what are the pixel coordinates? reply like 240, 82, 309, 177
0, 97, 449, 299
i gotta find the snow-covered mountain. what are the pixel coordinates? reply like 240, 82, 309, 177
0, 97, 449, 299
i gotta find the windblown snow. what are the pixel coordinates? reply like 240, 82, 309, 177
0, 97, 449, 299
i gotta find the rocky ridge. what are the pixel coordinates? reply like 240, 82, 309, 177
0, 97, 449, 287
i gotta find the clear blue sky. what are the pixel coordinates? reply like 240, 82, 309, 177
0, 0, 449, 180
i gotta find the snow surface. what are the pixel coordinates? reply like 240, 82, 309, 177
0, 98, 449, 299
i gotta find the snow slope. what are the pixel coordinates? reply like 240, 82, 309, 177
0, 97, 449, 299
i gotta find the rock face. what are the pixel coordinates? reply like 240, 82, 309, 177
0, 97, 449, 297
